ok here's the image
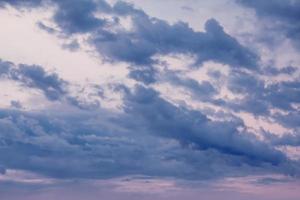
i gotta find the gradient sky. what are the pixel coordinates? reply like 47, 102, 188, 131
0, 0, 300, 199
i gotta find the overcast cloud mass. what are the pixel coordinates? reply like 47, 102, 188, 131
0, 0, 300, 199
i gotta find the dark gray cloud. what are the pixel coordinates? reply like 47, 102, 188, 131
164, 72, 218, 101
214, 68, 300, 117
0, 0, 259, 84
272, 134, 300, 147
237, 0, 300, 49
61, 40, 80, 51
10, 100, 22, 109
262, 66, 297, 76
128, 65, 157, 85
262, 129, 300, 148
121, 85, 286, 166
0, 0, 43, 7
266, 81, 300, 111
52, 0, 109, 34
92, 17, 259, 69
0, 84, 296, 180
66, 96, 100, 110
236, 0, 300, 22
37, 21, 57, 34
0, 0, 110, 34
0, 59, 102, 110
0, 59, 66, 101
273, 111, 300, 129
16, 64, 66, 100
0, 72, 297, 179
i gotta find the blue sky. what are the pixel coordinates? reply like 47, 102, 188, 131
0, 0, 300, 199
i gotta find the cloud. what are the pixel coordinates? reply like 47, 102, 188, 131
274, 111, 300, 129
61, 40, 80, 51
181, 6, 194, 12
267, 132, 300, 147
0, 59, 66, 101
0, 59, 103, 110
36, 21, 57, 34
128, 65, 157, 85
0, 0, 43, 7
213, 68, 300, 117
164, 72, 218, 101
10, 100, 22, 109
52, 0, 109, 34
262, 66, 297, 76
1, 0, 111, 33
236, 0, 300, 49
0, 0, 300, 190
0, 0, 259, 85
91, 16, 259, 69
122, 85, 287, 165
0, 83, 297, 180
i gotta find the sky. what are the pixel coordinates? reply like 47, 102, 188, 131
0, 0, 300, 199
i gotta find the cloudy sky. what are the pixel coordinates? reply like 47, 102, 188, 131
0, 0, 300, 199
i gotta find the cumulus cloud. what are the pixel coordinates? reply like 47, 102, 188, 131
164, 72, 218, 101
209, 67, 300, 118
52, 0, 109, 34
122, 85, 288, 165
236, 0, 300, 49
0, 0, 259, 85
91, 16, 259, 69
0, 59, 66, 101
0, 59, 101, 110
0, 91, 296, 180
0, 81, 298, 180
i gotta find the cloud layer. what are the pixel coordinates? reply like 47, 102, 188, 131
0, 1, 300, 198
